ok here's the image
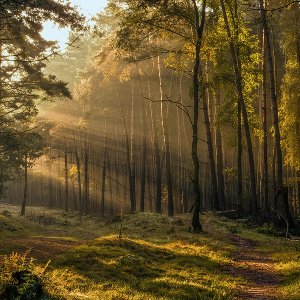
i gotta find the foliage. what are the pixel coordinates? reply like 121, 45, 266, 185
203, 1, 261, 135
279, 5, 300, 169
0, 253, 49, 300
0, 0, 85, 192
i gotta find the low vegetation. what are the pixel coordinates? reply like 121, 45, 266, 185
0, 205, 299, 299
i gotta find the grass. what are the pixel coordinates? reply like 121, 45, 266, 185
48, 235, 237, 299
0, 204, 299, 299
205, 213, 300, 299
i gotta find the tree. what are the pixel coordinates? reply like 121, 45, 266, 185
0, 0, 85, 191
111, 0, 208, 231
20, 123, 50, 216
219, 0, 258, 215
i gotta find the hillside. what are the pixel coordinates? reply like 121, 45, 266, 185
0, 204, 299, 300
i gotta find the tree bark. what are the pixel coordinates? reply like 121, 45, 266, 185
191, 0, 206, 231
137, 66, 147, 212
259, 0, 283, 187
130, 81, 136, 212
201, 64, 219, 210
157, 55, 174, 216
83, 140, 89, 214
116, 85, 136, 213
220, 0, 258, 215
100, 152, 106, 217
21, 153, 28, 216
100, 114, 108, 217
262, 29, 269, 213
73, 135, 82, 214
259, 0, 294, 226
64, 141, 69, 212
215, 91, 226, 210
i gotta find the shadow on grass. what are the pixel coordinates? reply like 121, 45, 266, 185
280, 270, 300, 299
52, 236, 233, 299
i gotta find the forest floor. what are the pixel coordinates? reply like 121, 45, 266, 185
0, 204, 299, 300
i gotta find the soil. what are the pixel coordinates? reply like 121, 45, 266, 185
0, 237, 83, 262
228, 235, 283, 300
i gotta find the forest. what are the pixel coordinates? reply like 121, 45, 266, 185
0, 0, 299, 299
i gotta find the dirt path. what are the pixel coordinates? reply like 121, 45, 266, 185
0, 237, 83, 262
227, 235, 283, 300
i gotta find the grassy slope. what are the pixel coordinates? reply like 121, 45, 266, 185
0, 204, 299, 300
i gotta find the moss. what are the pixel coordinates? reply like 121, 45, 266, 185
1, 205, 298, 299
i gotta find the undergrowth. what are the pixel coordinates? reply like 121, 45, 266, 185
0, 205, 299, 299
0, 252, 50, 300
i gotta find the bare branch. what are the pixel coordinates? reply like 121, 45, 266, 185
144, 96, 193, 126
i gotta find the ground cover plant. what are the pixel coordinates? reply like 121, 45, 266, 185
0, 205, 299, 299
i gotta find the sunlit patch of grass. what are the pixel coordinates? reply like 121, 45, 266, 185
2, 205, 299, 299
47, 234, 238, 299
273, 245, 300, 299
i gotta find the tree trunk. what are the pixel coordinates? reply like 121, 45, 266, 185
191, 0, 206, 231
147, 73, 162, 213
114, 146, 120, 213
201, 64, 219, 210
73, 136, 82, 214
107, 156, 114, 216
237, 88, 243, 209
100, 152, 106, 217
21, 153, 28, 216
259, 0, 294, 226
220, 0, 258, 215
116, 85, 136, 213
130, 81, 136, 212
83, 140, 89, 214
259, 0, 283, 187
64, 141, 69, 212
100, 115, 108, 217
215, 91, 226, 210
48, 156, 54, 209
262, 29, 269, 213
137, 66, 147, 212
157, 55, 174, 216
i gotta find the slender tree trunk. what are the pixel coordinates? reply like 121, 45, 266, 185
48, 155, 54, 209
73, 136, 82, 214
259, 0, 294, 226
130, 81, 136, 212
114, 146, 120, 214
21, 153, 28, 216
147, 71, 162, 213
116, 86, 136, 213
231, 0, 243, 210
140, 142, 146, 212
100, 152, 106, 217
83, 140, 89, 214
262, 30, 269, 213
201, 65, 219, 210
100, 115, 108, 217
147, 158, 153, 212
137, 66, 147, 212
191, 0, 206, 231
64, 141, 69, 212
107, 156, 114, 216
176, 74, 184, 213
72, 179, 77, 211
237, 91, 243, 209
220, 0, 258, 215
157, 55, 174, 216
215, 91, 225, 210
259, 0, 283, 187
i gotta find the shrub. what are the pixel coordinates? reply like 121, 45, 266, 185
0, 253, 50, 300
